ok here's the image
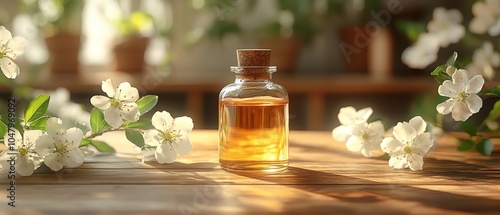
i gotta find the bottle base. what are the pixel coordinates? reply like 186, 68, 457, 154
219, 160, 288, 173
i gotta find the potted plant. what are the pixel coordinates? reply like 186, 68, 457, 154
256, 0, 318, 74
193, 0, 318, 74
110, 7, 155, 73
327, 0, 394, 77
22, 0, 84, 74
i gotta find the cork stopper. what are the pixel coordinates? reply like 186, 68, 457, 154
237, 49, 271, 66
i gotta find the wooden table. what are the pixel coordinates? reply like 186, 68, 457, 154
1, 130, 499, 214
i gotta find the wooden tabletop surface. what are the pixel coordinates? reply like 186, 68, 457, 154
1, 130, 499, 215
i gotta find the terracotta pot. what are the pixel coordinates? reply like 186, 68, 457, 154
338, 26, 369, 74
258, 37, 301, 74
45, 33, 81, 74
113, 37, 149, 73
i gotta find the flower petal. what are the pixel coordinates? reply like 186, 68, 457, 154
172, 135, 192, 155
452, 69, 468, 90
445, 66, 457, 76
360, 146, 374, 158
46, 117, 63, 137
102, 79, 115, 98
409, 116, 427, 135
34, 135, 56, 156
437, 99, 454, 115
0, 26, 13, 44
144, 129, 162, 146
43, 153, 64, 171
338, 106, 357, 125
117, 82, 139, 102
393, 122, 416, 143
120, 102, 140, 122
23, 130, 43, 147
381, 137, 402, 154
438, 80, 458, 97
172, 116, 194, 134
413, 132, 434, 155
152, 111, 173, 132
388, 154, 408, 169
346, 136, 363, 152
466, 75, 484, 94
6, 36, 27, 58
104, 107, 123, 128
355, 107, 373, 124
155, 144, 177, 164
141, 148, 156, 162
90, 96, 111, 110
64, 127, 84, 149
332, 125, 351, 142
465, 94, 482, 114
368, 121, 385, 136
63, 149, 85, 168
407, 153, 424, 171
4, 129, 22, 148
488, 19, 500, 36
451, 101, 473, 121
17, 156, 35, 176
0, 57, 20, 79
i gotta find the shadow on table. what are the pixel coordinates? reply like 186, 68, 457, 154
233, 166, 500, 214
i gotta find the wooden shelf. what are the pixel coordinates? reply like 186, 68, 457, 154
1, 70, 436, 130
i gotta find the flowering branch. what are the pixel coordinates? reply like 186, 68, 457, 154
0, 26, 194, 177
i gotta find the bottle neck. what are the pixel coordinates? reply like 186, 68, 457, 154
231, 66, 275, 84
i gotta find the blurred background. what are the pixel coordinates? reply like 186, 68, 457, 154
0, 0, 497, 130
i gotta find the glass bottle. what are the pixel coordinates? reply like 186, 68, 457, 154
218, 49, 289, 173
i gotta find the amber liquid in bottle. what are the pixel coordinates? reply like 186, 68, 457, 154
219, 96, 289, 172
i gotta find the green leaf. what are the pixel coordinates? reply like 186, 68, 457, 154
475, 139, 493, 156
483, 86, 500, 96
125, 130, 145, 147
0, 120, 6, 138
90, 108, 111, 134
457, 140, 475, 151
80, 139, 90, 147
136, 95, 158, 115
446, 52, 458, 67
0, 116, 24, 135
395, 20, 426, 42
459, 121, 477, 136
90, 140, 116, 153
24, 94, 50, 123
123, 120, 154, 129
486, 100, 500, 121
430, 65, 450, 84
27, 116, 50, 130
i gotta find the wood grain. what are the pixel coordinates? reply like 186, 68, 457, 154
1, 130, 499, 214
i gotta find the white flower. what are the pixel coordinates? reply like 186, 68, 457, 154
437, 67, 484, 121
402, 33, 440, 69
469, 0, 500, 36
90, 79, 140, 128
0, 129, 42, 176
34, 118, 85, 171
35, 88, 92, 130
0, 26, 27, 79
345, 121, 385, 157
427, 7, 465, 47
466, 42, 500, 81
466, 63, 495, 81
142, 111, 193, 164
381, 116, 434, 171
332, 106, 373, 142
